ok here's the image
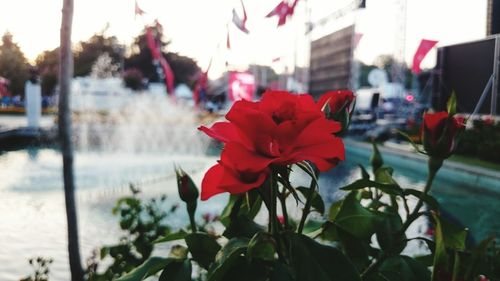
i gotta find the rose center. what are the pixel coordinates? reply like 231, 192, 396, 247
272, 102, 296, 124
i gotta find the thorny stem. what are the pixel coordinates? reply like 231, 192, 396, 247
278, 188, 290, 229
298, 177, 317, 234
361, 157, 443, 280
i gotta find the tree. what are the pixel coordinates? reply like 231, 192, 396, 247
73, 33, 123, 77
59, 0, 84, 280
125, 27, 199, 88
35, 48, 59, 96
0, 32, 29, 96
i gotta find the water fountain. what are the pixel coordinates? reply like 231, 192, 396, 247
0, 78, 220, 280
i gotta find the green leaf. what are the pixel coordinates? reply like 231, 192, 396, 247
220, 192, 262, 227
464, 236, 495, 280
376, 212, 407, 255
403, 189, 440, 210
334, 192, 380, 239
303, 219, 324, 235
447, 91, 457, 116
185, 233, 221, 269
154, 230, 188, 244
377, 255, 431, 281
431, 213, 467, 281
296, 161, 320, 189
336, 226, 371, 271
297, 186, 325, 215
329, 200, 343, 221
207, 238, 249, 281
370, 142, 384, 173
269, 262, 294, 281
247, 232, 276, 262
358, 164, 370, 180
159, 259, 192, 281
116, 257, 172, 281
223, 213, 265, 239
340, 179, 403, 196
287, 232, 361, 281
374, 167, 399, 186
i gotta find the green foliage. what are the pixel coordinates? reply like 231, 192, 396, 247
0, 32, 29, 96
85, 186, 177, 280
74, 33, 123, 77
20, 257, 53, 281
102, 136, 500, 281
35, 48, 59, 96
124, 27, 199, 87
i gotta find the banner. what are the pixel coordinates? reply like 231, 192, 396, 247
412, 39, 438, 74
266, 0, 298, 27
228, 71, 255, 102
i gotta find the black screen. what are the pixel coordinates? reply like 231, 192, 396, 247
433, 38, 499, 114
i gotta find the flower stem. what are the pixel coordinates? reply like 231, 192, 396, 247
361, 157, 443, 280
270, 172, 278, 235
187, 202, 197, 233
279, 188, 290, 229
400, 157, 442, 232
298, 177, 316, 234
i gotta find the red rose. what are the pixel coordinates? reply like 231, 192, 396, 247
199, 91, 345, 200
421, 111, 465, 159
317, 90, 355, 132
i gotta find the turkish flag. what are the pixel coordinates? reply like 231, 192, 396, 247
412, 39, 438, 74
266, 1, 294, 27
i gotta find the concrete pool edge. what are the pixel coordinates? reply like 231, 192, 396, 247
344, 139, 500, 190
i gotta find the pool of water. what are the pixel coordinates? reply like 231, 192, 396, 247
0, 145, 498, 280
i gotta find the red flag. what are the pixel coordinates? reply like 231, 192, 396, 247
159, 56, 175, 95
193, 71, 209, 106
146, 26, 175, 95
226, 30, 231, 49
232, 0, 249, 34
266, 0, 297, 27
412, 39, 438, 74
135, 0, 145, 17
146, 27, 161, 60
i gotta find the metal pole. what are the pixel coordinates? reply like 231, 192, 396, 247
472, 74, 494, 116
491, 36, 499, 114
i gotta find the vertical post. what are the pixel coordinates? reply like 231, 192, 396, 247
491, 36, 499, 114
59, 0, 84, 280
25, 80, 41, 128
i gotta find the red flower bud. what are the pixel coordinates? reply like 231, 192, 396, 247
421, 111, 465, 159
175, 167, 199, 203
317, 90, 355, 132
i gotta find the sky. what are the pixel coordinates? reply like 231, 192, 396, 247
0, 0, 488, 79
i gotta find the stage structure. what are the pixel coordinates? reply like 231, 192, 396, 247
433, 35, 500, 115
308, 25, 354, 98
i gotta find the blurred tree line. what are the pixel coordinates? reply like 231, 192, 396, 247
0, 26, 200, 98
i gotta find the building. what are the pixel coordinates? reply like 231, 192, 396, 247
308, 25, 354, 98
